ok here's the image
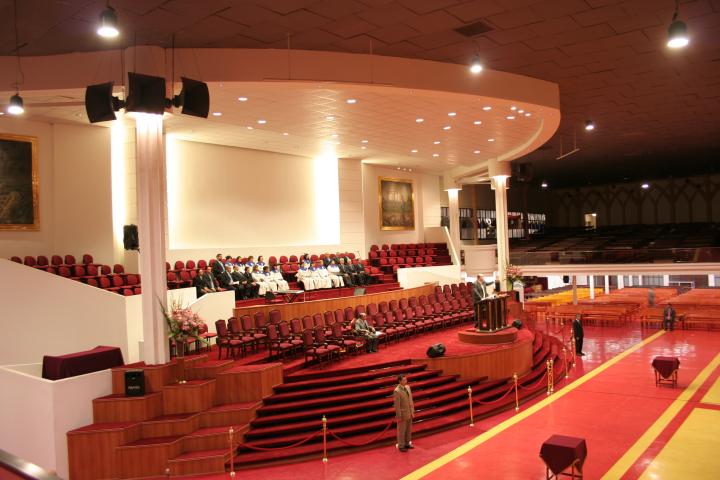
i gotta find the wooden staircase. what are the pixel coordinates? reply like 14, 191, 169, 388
67, 356, 282, 479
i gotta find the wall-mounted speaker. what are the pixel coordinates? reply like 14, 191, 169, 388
563, 275, 570, 283
123, 224, 139, 251
172, 77, 210, 118
124, 370, 145, 397
85, 82, 124, 123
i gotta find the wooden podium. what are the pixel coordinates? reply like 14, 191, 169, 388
475, 295, 508, 332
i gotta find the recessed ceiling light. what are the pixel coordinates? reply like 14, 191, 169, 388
641, 183, 650, 189
433, 140, 441, 145
326, 115, 335, 121
331, 134, 339, 138
473, 120, 482, 125
416, 118, 424, 123
525, 113, 531, 117
361, 139, 368, 143
335, 141, 341, 145
238, 97, 248, 102
510, 106, 517, 111
448, 112, 456, 117
488, 138, 495, 142
432, 153, 439, 157
411, 149, 418, 153
212, 112, 222, 116
282, 132, 289, 136
361, 146, 367, 149
506, 116, 515, 120
246, 126, 253, 130
346, 98, 357, 104
541, 182, 548, 188
257, 119, 267, 124
585, 120, 595, 131
473, 150, 480, 154
518, 109, 525, 114
482, 106, 492, 111
443, 125, 451, 130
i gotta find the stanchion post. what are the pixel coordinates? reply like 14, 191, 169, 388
549, 359, 554, 394
571, 336, 576, 367
467, 386, 474, 426
513, 373, 519, 412
560, 319, 566, 344
563, 347, 569, 379
322, 415, 328, 463
228, 427, 235, 478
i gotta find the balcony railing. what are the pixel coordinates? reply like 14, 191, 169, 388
510, 247, 720, 265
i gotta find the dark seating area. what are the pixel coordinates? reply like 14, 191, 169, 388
367, 242, 453, 275
510, 223, 720, 264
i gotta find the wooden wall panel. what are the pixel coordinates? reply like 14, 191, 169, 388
67, 424, 141, 480
232, 284, 435, 321
215, 364, 284, 404
93, 392, 164, 423
117, 441, 183, 479
162, 380, 216, 415
201, 402, 262, 428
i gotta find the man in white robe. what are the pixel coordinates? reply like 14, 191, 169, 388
296, 262, 315, 290
326, 262, 344, 288
271, 265, 290, 291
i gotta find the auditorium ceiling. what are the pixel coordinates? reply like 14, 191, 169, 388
1, 0, 719, 187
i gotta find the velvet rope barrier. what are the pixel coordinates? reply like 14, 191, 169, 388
327, 419, 395, 447
472, 383, 515, 406
517, 371, 548, 391
239, 429, 323, 451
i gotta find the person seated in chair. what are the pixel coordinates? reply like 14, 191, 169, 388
241, 266, 260, 298
354, 313, 379, 353
349, 260, 369, 285
296, 262, 316, 290
230, 265, 249, 299
260, 265, 279, 292
256, 255, 266, 270
337, 257, 356, 287
205, 265, 220, 291
194, 268, 216, 297
271, 264, 290, 291
663, 304, 676, 331
219, 264, 242, 300
312, 263, 332, 289
211, 253, 225, 277
327, 260, 345, 288
251, 265, 270, 296
245, 256, 256, 269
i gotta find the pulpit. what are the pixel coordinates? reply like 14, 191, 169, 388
475, 295, 508, 331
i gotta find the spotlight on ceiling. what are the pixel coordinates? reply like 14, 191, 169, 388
126, 72, 167, 115
667, 1, 689, 49
7, 93, 24, 115
171, 77, 210, 118
641, 183, 650, 189
85, 82, 125, 123
97, 5, 119, 38
469, 55, 483, 74
585, 120, 595, 131
541, 181, 548, 188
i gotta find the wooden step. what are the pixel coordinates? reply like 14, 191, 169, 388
162, 379, 216, 415
200, 401, 262, 428
93, 392, 163, 423
185, 359, 234, 381
167, 449, 229, 477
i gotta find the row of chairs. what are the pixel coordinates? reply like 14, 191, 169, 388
166, 253, 360, 275
370, 248, 439, 259
10, 254, 97, 268
213, 282, 475, 364
370, 243, 446, 251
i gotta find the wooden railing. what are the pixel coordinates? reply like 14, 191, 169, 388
0, 450, 62, 480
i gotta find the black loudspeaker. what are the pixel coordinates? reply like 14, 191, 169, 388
123, 224, 139, 251
126, 72, 167, 115
512, 319, 523, 329
426, 343, 446, 358
85, 82, 125, 123
563, 275, 570, 283
124, 370, 145, 397
172, 77, 210, 118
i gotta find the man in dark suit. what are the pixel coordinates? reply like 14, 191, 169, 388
193, 269, 215, 297
211, 253, 225, 278
349, 260, 370, 285
218, 264, 241, 300
204, 266, 219, 292
573, 313, 585, 356
393, 374, 414, 452
472, 275, 489, 329
230, 265, 250, 299
663, 304, 676, 331
337, 257, 355, 287
242, 266, 260, 299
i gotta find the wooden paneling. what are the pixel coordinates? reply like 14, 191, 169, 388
232, 284, 436, 321
93, 392, 164, 423
67, 424, 141, 480
215, 364, 284, 404
181, 425, 248, 452
186, 360, 234, 380
117, 441, 183, 479
140, 413, 201, 438
163, 380, 216, 415
414, 333, 533, 381
167, 453, 228, 477
200, 402, 262, 428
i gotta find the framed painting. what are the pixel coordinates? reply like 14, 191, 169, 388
0, 134, 39, 230
379, 177, 415, 230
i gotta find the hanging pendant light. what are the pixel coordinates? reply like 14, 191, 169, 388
667, 0, 689, 49
469, 55, 483, 74
7, 93, 24, 115
97, 4, 119, 38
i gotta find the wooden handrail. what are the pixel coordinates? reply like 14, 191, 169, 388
0, 449, 62, 480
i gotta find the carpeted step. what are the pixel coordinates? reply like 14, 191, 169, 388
279, 362, 420, 390
255, 372, 449, 416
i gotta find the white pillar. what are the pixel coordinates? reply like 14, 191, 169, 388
628, 275, 633, 287
572, 275, 578, 305
447, 188, 461, 267
589, 275, 595, 299
663, 275, 670, 287
491, 181, 510, 291
618, 275, 625, 289
709, 275, 716, 287
135, 113, 169, 364
637, 275, 643, 286
604, 275, 610, 294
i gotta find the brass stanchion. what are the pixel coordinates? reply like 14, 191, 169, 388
563, 347, 569, 379
547, 359, 554, 394
571, 336, 577, 367
322, 415, 328, 463
560, 319, 566, 344
513, 373, 519, 412
228, 427, 235, 478
467, 386, 475, 426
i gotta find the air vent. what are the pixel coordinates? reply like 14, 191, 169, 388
455, 20, 493, 38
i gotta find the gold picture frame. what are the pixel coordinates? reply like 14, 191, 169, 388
0, 133, 39, 230
379, 177, 415, 230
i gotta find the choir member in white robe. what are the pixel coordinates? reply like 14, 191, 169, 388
296, 262, 316, 290
251, 265, 269, 296
256, 255, 266, 270
245, 256, 256, 269
313, 264, 332, 289
327, 261, 345, 288
271, 265, 290, 291
261, 266, 279, 292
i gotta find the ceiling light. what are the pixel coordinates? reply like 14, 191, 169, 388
473, 120, 482, 125
506, 116, 515, 120
361, 146, 367, 149
443, 125, 451, 130
238, 96, 248, 102
257, 119, 267, 124
667, 1, 689, 49
212, 112, 222, 116
433, 140, 441, 145
432, 153, 439, 157
473, 150, 480, 154
246, 126, 253, 130
416, 118, 424, 123
510, 106, 517, 111
469, 55, 483, 74
346, 98, 357, 104
326, 115, 335, 121
641, 183, 650, 189
361, 139, 368, 143
331, 134, 339, 138
585, 120, 595, 131
411, 149, 418, 153
525, 113, 531, 117
518, 109, 524, 114
541, 182, 548, 188
0, 112, 4, 116
7, 93, 24, 115
482, 106, 491, 111
335, 141, 341, 145
488, 138, 495, 142
97, 5, 119, 38
282, 132, 289, 136
448, 112, 456, 117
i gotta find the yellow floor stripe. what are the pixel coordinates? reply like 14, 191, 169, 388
601, 352, 720, 480
700, 374, 720, 405
401, 330, 666, 480
639, 408, 720, 479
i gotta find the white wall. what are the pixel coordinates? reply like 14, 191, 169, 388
189, 290, 235, 333
396, 264, 461, 289
0, 364, 111, 479
463, 244, 498, 277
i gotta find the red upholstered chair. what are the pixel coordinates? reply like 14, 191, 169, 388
167, 271, 182, 289
267, 323, 295, 360
301, 315, 314, 330
23, 256, 36, 267
82, 254, 93, 265
269, 256, 277, 266
443, 285, 452, 295
179, 270, 192, 286
51, 255, 63, 266
215, 319, 242, 359
100, 265, 111, 275
279, 256, 288, 264
344, 306, 355, 324
109, 275, 125, 291
427, 248, 435, 256
279, 321, 303, 353
58, 266, 71, 278
87, 278, 99, 287
302, 329, 330, 365
415, 256, 424, 266
197, 259, 207, 269
189, 270, 198, 279
99, 276, 111, 289
268, 310, 281, 327
174, 260, 185, 271
10, 256, 22, 263
367, 303, 378, 316
185, 260, 196, 270
64, 255, 76, 266
289, 255, 298, 264
113, 264, 125, 275
354, 304, 366, 317
417, 249, 426, 256
36, 255, 49, 267
381, 244, 390, 250
327, 321, 361, 354
126, 274, 139, 286
228, 317, 256, 356
71, 265, 86, 280
312, 313, 324, 329
314, 326, 341, 361
165, 262, 171, 271
370, 245, 379, 251
45, 267, 56, 274
390, 299, 400, 312
240, 314, 268, 351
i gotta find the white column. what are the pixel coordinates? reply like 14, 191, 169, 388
447, 188, 461, 268
618, 275, 625, 289
491, 176, 510, 291
628, 275, 633, 287
135, 113, 169, 364
589, 275, 595, 299
709, 275, 716, 287
637, 275, 643, 286
572, 275, 578, 305
663, 275, 670, 287
604, 275, 610, 294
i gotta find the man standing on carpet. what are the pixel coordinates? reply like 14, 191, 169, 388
663, 303, 676, 331
573, 313, 585, 356
393, 374, 414, 452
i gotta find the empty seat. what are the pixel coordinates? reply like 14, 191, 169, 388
65, 255, 76, 265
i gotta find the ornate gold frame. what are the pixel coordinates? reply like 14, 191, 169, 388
0, 133, 39, 230
378, 176, 415, 231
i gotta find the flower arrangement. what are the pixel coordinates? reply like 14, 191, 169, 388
506, 264, 524, 286
161, 300, 208, 355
